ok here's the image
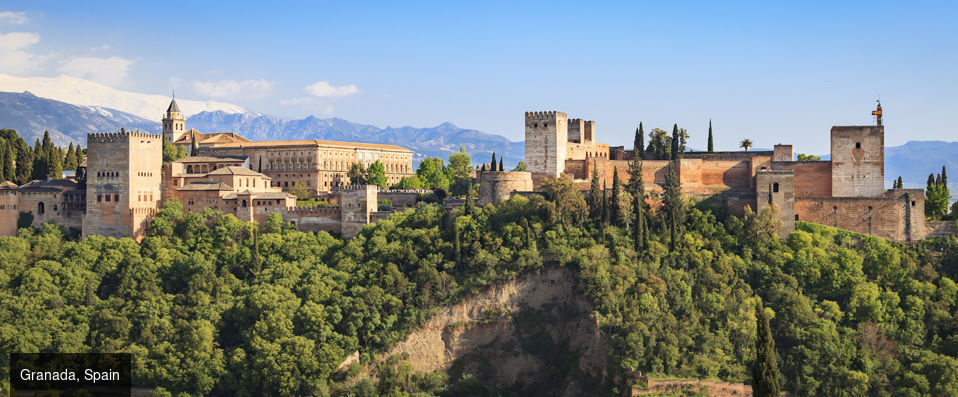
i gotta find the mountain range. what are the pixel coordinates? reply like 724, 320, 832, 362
0, 87, 953, 190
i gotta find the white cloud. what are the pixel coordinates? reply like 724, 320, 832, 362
280, 97, 335, 115
58, 56, 133, 86
304, 81, 359, 97
192, 79, 274, 99
0, 11, 28, 25
0, 31, 45, 75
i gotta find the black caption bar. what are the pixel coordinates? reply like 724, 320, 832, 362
10, 353, 131, 396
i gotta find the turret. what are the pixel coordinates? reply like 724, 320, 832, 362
162, 97, 186, 143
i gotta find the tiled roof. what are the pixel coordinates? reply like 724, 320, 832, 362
174, 156, 247, 163
0, 181, 18, 189
177, 182, 232, 191
207, 166, 266, 176
167, 98, 180, 113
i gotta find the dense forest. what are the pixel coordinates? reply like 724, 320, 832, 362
2, 126, 957, 396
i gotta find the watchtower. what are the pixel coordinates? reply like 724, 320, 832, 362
524, 111, 568, 177
830, 125, 884, 197
162, 97, 186, 143
82, 131, 163, 240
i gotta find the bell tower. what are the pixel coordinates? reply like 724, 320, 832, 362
162, 95, 186, 143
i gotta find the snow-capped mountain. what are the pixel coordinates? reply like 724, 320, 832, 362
0, 73, 246, 121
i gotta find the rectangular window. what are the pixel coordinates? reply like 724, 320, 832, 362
105, 195, 110, 202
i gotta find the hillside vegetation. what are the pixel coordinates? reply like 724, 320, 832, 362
1, 179, 958, 395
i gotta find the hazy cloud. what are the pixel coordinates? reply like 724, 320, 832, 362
304, 81, 359, 97
193, 79, 274, 99
0, 31, 46, 75
0, 11, 28, 25
58, 56, 134, 86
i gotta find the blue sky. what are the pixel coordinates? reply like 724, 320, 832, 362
1, 1, 956, 154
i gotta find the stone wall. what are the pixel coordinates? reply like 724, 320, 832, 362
340, 185, 378, 238
795, 189, 924, 241
773, 161, 833, 197
282, 206, 342, 234
478, 171, 533, 206
378, 191, 420, 207
524, 111, 568, 177
83, 132, 162, 240
831, 126, 884, 197
0, 190, 18, 235
757, 170, 796, 237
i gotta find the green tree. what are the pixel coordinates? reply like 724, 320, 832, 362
628, 126, 647, 250
447, 146, 473, 197
162, 139, 182, 163
416, 157, 449, 190
490, 152, 497, 171
366, 160, 387, 189
348, 162, 368, 185
391, 175, 423, 190
64, 143, 76, 171
797, 153, 821, 161
601, 180, 609, 226
288, 181, 312, 199
74, 146, 84, 172
541, 174, 587, 227
740, 138, 754, 152
707, 119, 714, 153
753, 302, 782, 397
671, 124, 681, 160
926, 175, 950, 218
498, 158, 504, 172
589, 160, 601, 220
943, 165, 949, 186
611, 167, 621, 226
636, 123, 645, 158
512, 161, 526, 172
646, 128, 671, 160
662, 162, 683, 250
15, 139, 32, 184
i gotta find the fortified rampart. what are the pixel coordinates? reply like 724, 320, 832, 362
478, 171, 534, 206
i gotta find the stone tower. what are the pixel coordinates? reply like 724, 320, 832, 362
339, 185, 378, 238
830, 126, 884, 197
524, 111, 568, 177
82, 131, 163, 240
162, 98, 186, 143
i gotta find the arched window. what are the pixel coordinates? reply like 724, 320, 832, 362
38, 202, 44, 214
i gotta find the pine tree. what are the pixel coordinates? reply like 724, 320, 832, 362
707, 119, 714, 153
491, 152, 497, 171
753, 301, 782, 397
589, 160, 601, 220
611, 167, 621, 226
499, 158, 504, 172
601, 180, 609, 226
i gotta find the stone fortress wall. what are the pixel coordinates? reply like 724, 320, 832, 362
490, 108, 937, 242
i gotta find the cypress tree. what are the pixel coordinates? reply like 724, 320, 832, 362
768, 183, 774, 205
628, 126, 646, 251
601, 180, 609, 226
258, 157, 263, 173
453, 223, 462, 266
928, 173, 936, 189
0, 140, 6, 182
499, 158, 504, 172
707, 119, 714, 153
49, 148, 63, 179
589, 160, 601, 220
670, 124, 679, 160
64, 143, 76, 170
74, 146, 84, 170
896, 176, 903, 189
191, 132, 198, 152
663, 162, 682, 250
936, 173, 942, 186
31, 139, 46, 181
16, 142, 33, 184
638, 123, 645, 155
611, 167, 621, 226
753, 301, 782, 397
491, 152, 497, 171
943, 166, 948, 186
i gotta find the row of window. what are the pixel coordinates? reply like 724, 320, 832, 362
97, 171, 120, 178
0, 204, 16, 210
96, 194, 120, 202
136, 193, 155, 201
136, 172, 154, 177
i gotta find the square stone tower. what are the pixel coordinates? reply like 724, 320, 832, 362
339, 184, 378, 238
524, 111, 568, 177
830, 126, 884, 197
83, 132, 163, 240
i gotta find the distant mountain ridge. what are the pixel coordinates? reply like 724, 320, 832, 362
186, 111, 524, 165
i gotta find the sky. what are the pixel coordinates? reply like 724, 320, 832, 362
1, 0, 956, 155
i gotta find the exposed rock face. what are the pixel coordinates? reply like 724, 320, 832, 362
381, 266, 607, 395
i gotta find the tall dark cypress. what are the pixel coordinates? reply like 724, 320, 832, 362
896, 176, 903, 189
768, 183, 774, 205
663, 162, 682, 250
258, 157, 263, 173
707, 119, 714, 153
499, 158, 504, 172
491, 152, 497, 171
589, 160, 601, 220
943, 166, 948, 186
638, 123, 645, 155
671, 124, 680, 160
753, 301, 782, 397
601, 180, 609, 226
928, 173, 936, 189
628, 126, 646, 250
611, 167, 621, 226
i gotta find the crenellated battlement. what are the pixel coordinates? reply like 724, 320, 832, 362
524, 111, 567, 122
283, 205, 341, 214
334, 184, 378, 192
87, 131, 162, 143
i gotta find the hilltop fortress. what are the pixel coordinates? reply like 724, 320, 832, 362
0, 99, 417, 240
481, 106, 935, 241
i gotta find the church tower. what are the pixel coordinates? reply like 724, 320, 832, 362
162, 97, 186, 143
